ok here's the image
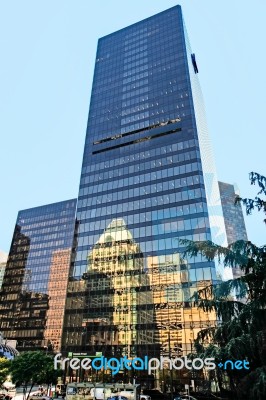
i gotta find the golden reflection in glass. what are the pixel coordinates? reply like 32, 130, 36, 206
147, 253, 216, 355
80, 219, 217, 358
83, 219, 155, 357
45, 248, 72, 352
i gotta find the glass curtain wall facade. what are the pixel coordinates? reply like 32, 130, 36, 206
62, 5, 226, 362
218, 181, 248, 245
218, 181, 248, 279
0, 199, 77, 352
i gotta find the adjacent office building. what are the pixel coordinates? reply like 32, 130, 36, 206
0, 251, 8, 291
61, 5, 228, 361
0, 200, 77, 352
218, 181, 248, 278
218, 181, 248, 245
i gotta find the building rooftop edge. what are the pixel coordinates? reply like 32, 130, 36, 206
98, 4, 181, 41
17, 198, 77, 215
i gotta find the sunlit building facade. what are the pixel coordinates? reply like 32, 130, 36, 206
0, 199, 77, 352
62, 5, 228, 361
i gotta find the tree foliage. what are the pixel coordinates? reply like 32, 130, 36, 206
0, 357, 11, 386
10, 351, 60, 399
236, 172, 266, 223
182, 172, 266, 400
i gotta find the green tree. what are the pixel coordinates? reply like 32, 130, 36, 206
10, 351, 60, 399
182, 172, 266, 400
0, 357, 11, 386
236, 172, 266, 224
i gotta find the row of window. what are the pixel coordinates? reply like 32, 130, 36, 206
93, 65, 185, 100
89, 94, 186, 130
78, 218, 209, 246
90, 77, 188, 112
5, 259, 69, 272
122, 77, 149, 93
78, 232, 212, 255
89, 101, 186, 128
80, 177, 202, 209
17, 208, 74, 222
97, 44, 184, 77
121, 84, 148, 100
93, 63, 149, 86
78, 189, 205, 224
89, 111, 185, 135
8, 253, 30, 261
123, 37, 182, 58
90, 94, 187, 128
19, 218, 73, 233
120, 101, 149, 117
73, 234, 212, 274
18, 214, 73, 228
98, 32, 182, 62
114, 81, 186, 106
5, 273, 49, 285
95, 47, 184, 76
119, 105, 186, 126
123, 71, 149, 85
92, 72, 150, 96
124, 27, 148, 41
77, 203, 206, 237
121, 110, 149, 125
81, 162, 201, 193
125, 57, 149, 72
83, 138, 196, 174
120, 92, 188, 117
124, 50, 148, 64
124, 39, 147, 52
81, 173, 201, 205
94, 71, 187, 105
15, 239, 67, 251
98, 45, 149, 67
25, 231, 72, 243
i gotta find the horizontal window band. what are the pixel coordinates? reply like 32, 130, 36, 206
93, 118, 181, 145
92, 127, 182, 155
79, 162, 201, 192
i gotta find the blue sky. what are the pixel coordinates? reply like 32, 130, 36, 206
0, 0, 265, 253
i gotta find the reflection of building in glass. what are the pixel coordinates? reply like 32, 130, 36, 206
45, 248, 73, 352
0, 225, 30, 343
0, 251, 8, 291
0, 200, 76, 352
62, 5, 229, 359
62, 278, 87, 349
147, 254, 216, 355
81, 219, 156, 357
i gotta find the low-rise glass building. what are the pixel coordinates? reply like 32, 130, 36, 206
0, 199, 77, 353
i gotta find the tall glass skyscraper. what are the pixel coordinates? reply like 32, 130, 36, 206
62, 4, 229, 363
